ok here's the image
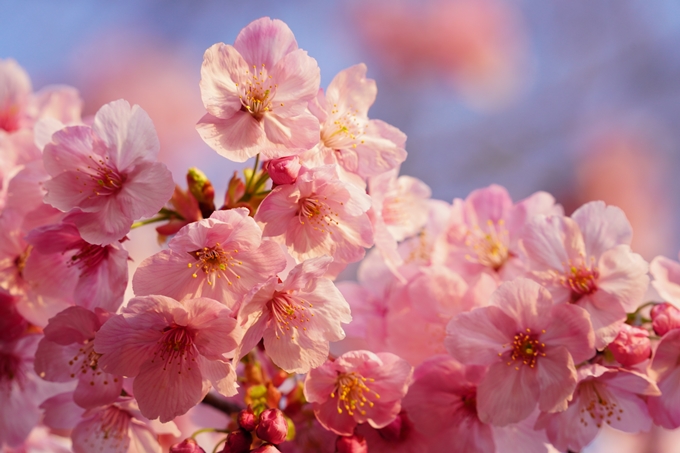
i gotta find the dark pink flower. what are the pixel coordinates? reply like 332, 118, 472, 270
34, 306, 123, 409
335, 433, 368, 453
265, 156, 301, 185
170, 438, 206, 453
445, 278, 595, 426
197, 17, 320, 162
133, 209, 286, 309
256, 408, 288, 445
536, 365, 659, 452
647, 329, 680, 428
42, 99, 174, 245
25, 221, 128, 313
303, 350, 413, 436
523, 201, 649, 348
94, 295, 240, 422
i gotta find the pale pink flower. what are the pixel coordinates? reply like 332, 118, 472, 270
445, 278, 595, 426
607, 324, 651, 367
25, 222, 128, 313
34, 306, 123, 409
647, 329, 680, 428
94, 295, 239, 422
0, 334, 73, 448
133, 209, 286, 308
303, 350, 413, 436
42, 99, 174, 245
302, 64, 407, 179
650, 302, 680, 336
197, 17, 320, 162
650, 253, 680, 305
41, 393, 181, 453
403, 355, 551, 453
523, 201, 650, 348
536, 364, 660, 452
434, 184, 562, 281
236, 256, 351, 374
255, 165, 373, 264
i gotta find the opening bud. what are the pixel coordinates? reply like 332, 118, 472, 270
170, 438, 206, 453
255, 408, 288, 445
651, 302, 680, 337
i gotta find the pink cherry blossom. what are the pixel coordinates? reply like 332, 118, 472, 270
445, 278, 595, 426
0, 59, 32, 133
650, 302, 680, 336
236, 256, 351, 374
647, 329, 680, 428
434, 184, 562, 281
522, 201, 649, 348
302, 64, 407, 179
41, 393, 181, 453
536, 364, 660, 452
355, 410, 424, 453
607, 324, 651, 367
42, 99, 174, 245
94, 295, 240, 422
197, 17, 320, 162
255, 165, 373, 264
34, 306, 123, 409
0, 289, 28, 342
403, 355, 551, 453
0, 334, 73, 448
133, 209, 286, 308
303, 350, 413, 436
25, 222, 128, 313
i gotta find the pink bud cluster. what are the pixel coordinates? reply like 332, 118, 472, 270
0, 15, 679, 453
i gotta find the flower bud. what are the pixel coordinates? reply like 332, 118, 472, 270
608, 324, 651, 366
221, 429, 252, 453
170, 438, 206, 453
237, 406, 257, 431
264, 156, 301, 185
336, 434, 368, 453
255, 408, 288, 445
251, 445, 280, 453
187, 167, 216, 217
651, 302, 680, 336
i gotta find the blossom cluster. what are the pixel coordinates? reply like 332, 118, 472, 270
1, 16, 679, 453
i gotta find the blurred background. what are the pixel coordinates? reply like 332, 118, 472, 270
1, 1, 679, 451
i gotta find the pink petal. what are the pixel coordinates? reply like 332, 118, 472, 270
261, 110, 319, 153
536, 346, 577, 413
651, 255, 680, 305
42, 125, 95, 176
43, 305, 100, 345
196, 111, 264, 162
198, 356, 238, 397
233, 17, 298, 69
325, 64, 377, 117
596, 244, 649, 312
541, 304, 595, 364
269, 48, 320, 110
489, 278, 553, 331
188, 297, 238, 359
523, 215, 584, 271
94, 315, 162, 377
571, 201, 632, 258
72, 412, 131, 453
477, 362, 539, 426
445, 306, 515, 365
74, 369, 123, 409
92, 99, 160, 169
115, 160, 174, 222
199, 43, 247, 118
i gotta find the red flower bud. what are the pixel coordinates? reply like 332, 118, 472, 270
237, 406, 258, 431
255, 408, 288, 445
264, 156, 301, 185
251, 445, 280, 453
170, 438, 206, 453
221, 429, 252, 453
608, 324, 651, 366
651, 302, 680, 336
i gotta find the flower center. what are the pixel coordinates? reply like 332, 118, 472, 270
321, 105, 365, 150
63, 339, 118, 387
464, 219, 511, 271
297, 197, 339, 233
187, 243, 242, 287
0, 351, 21, 385
69, 243, 110, 275
238, 64, 278, 120
153, 325, 196, 372
579, 383, 623, 428
268, 292, 314, 340
77, 156, 126, 198
331, 372, 380, 416
13, 245, 32, 276
561, 259, 599, 302
503, 328, 546, 369
461, 387, 478, 418
97, 405, 132, 443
